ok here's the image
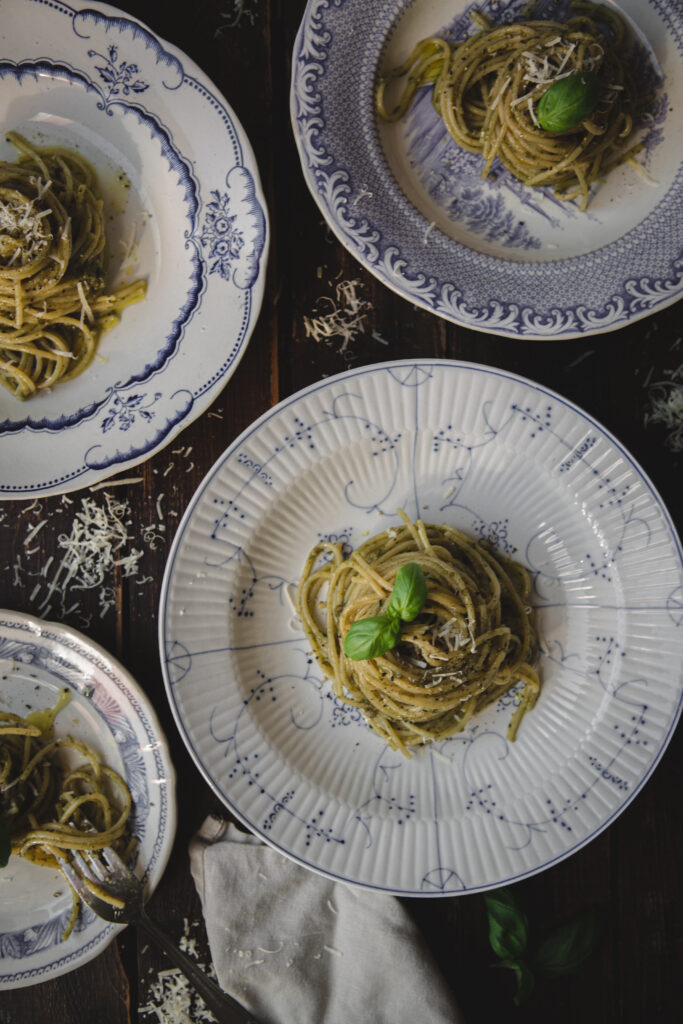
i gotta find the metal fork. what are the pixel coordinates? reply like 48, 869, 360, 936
56, 844, 260, 1024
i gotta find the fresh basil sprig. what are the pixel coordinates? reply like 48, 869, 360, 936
536, 72, 601, 133
532, 911, 601, 976
0, 822, 10, 869
343, 562, 427, 661
386, 561, 428, 622
342, 615, 401, 661
485, 887, 529, 961
484, 886, 601, 1005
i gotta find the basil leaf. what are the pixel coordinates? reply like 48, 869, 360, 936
386, 562, 427, 622
484, 887, 529, 961
536, 72, 601, 133
532, 911, 601, 976
343, 615, 401, 661
513, 961, 535, 1005
495, 959, 535, 1005
0, 822, 10, 869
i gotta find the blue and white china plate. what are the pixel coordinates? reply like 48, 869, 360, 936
291, 0, 682, 339
0, 610, 176, 987
0, 0, 268, 498
159, 359, 683, 896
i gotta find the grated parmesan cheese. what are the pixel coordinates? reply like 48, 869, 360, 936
215, 0, 257, 35
14, 492, 165, 623
139, 918, 218, 1024
509, 37, 602, 115
645, 364, 683, 452
0, 188, 53, 266
303, 278, 372, 353
89, 476, 144, 491
490, 75, 511, 110
23, 518, 47, 546
139, 967, 217, 1023
76, 279, 94, 325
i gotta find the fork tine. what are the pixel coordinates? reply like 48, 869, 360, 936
100, 844, 127, 872
83, 849, 115, 882
72, 849, 101, 882
57, 838, 257, 1020
53, 851, 87, 898
81, 843, 131, 884
75, 815, 131, 875
68, 815, 121, 880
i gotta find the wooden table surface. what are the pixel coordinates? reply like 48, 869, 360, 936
1, 1, 681, 1021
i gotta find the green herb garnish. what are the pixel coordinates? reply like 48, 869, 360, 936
386, 561, 428, 622
342, 615, 402, 661
485, 887, 530, 962
536, 72, 602, 133
532, 911, 602, 976
343, 562, 427, 661
484, 886, 601, 1005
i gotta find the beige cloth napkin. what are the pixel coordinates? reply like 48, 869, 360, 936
189, 816, 465, 1024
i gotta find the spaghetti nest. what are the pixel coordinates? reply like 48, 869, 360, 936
0, 131, 146, 400
0, 703, 133, 939
376, 3, 643, 209
298, 513, 540, 756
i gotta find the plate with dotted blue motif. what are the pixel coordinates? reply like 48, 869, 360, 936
0, 0, 267, 498
291, 0, 682, 339
159, 359, 683, 895
0, 609, 176, 988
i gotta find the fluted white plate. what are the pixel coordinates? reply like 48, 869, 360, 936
291, 0, 682, 338
0, 610, 176, 988
159, 360, 683, 895
0, 0, 267, 498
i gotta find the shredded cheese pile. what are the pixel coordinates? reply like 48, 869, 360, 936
0, 189, 53, 267
139, 918, 218, 1024
646, 365, 683, 452
518, 37, 601, 90
43, 493, 142, 601
11, 491, 164, 622
303, 279, 372, 352
216, 0, 257, 34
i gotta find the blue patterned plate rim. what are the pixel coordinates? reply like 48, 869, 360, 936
291, 0, 683, 339
158, 358, 683, 896
0, 608, 177, 987
0, 0, 269, 498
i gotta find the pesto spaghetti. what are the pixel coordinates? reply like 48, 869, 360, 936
0, 701, 133, 939
0, 131, 146, 400
298, 512, 540, 756
376, 3, 646, 210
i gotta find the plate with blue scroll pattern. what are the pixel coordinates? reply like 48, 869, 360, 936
0, 0, 268, 498
159, 359, 683, 896
0, 609, 176, 988
291, 0, 682, 339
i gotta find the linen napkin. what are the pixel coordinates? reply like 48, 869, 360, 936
189, 815, 465, 1024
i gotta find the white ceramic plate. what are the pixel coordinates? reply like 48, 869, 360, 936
0, 610, 176, 988
291, 0, 682, 338
0, 0, 268, 498
159, 359, 683, 895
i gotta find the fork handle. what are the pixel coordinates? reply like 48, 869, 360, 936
138, 909, 260, 1024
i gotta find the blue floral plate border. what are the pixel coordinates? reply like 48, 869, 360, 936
159, 358, 683, 896
0, 0, 268, 497
0, 609, 176, 988
291, 0, 682, 338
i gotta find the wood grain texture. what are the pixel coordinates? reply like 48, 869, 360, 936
0, 1, 681, 1022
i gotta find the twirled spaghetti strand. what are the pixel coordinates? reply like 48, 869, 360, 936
0, 132, 146, 399
376, 3, 643, 210
0, 708, 133, 938
298, 512, 540, 756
